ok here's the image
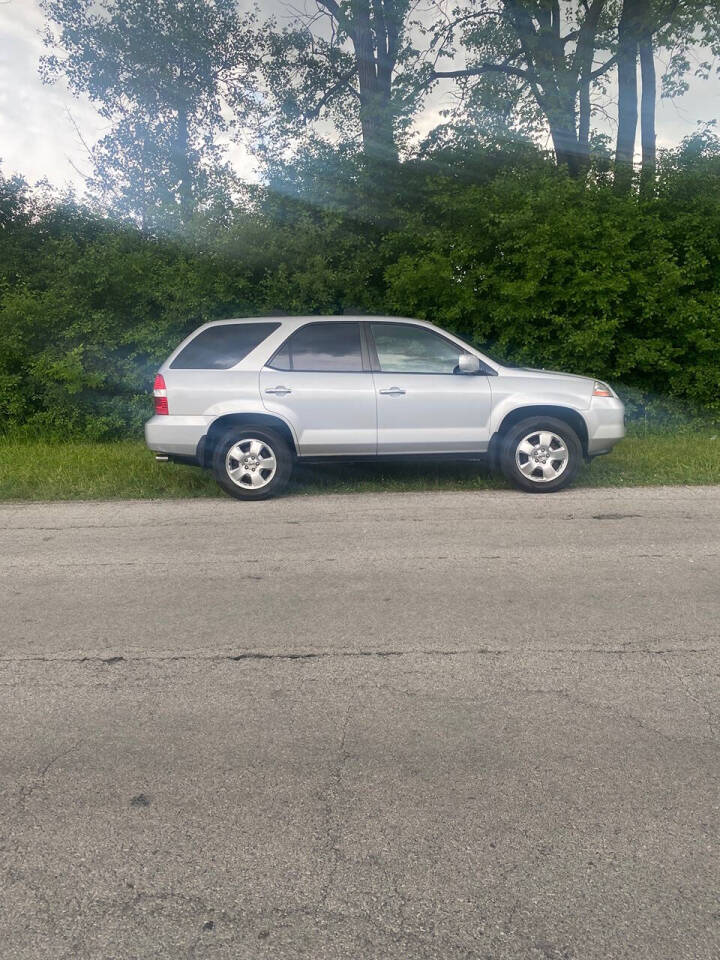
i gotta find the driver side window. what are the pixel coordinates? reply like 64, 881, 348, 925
370, 323, 466, 375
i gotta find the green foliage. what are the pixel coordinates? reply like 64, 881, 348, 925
382, 149, 720, 418
2, 429, 719, 501
1, 139, 720, 441
40, 0, 262, 226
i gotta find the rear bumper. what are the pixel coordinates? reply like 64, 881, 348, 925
586, 397, 625, 456
145, 415, 210, 459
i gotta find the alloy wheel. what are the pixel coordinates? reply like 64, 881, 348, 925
225, 438, 277, 489
515, 430, 569, 483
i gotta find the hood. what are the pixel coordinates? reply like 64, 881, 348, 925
505, 366, 594, 385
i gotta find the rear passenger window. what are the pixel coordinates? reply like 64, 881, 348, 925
268, 322, 363, 372
170, 323, 280, 369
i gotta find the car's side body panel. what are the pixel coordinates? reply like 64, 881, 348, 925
489, 372, 591, 434
160, 369, 260, 418
373, 372, 493, 453
259, 369, 377, 455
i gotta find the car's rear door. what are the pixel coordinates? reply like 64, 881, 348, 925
260, 321, 377, 455
369, 322, 493, 453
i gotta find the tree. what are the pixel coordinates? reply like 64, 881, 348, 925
428, 0, 620, 177
614, 0, 665, 194
261, 0, 426, 163
40, 0, 263, 228
614, 0, 720, 194
428, 0, 720, 188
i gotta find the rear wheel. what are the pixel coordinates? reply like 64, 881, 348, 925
212, 427, 292, 500
500, 417, 582, 493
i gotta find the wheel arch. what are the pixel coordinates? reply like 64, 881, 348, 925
199, 413, 298, 467
492, 405, 589, 459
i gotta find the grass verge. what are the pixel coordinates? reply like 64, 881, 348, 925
0, 430, 718, 502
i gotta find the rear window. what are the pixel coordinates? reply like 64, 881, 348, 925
170, 322, 280, 370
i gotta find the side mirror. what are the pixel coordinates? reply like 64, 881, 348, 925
458, 354, 481, 375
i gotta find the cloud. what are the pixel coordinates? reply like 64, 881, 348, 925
0, 2, 104, 189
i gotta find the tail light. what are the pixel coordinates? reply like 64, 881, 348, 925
153, 373, 169, 415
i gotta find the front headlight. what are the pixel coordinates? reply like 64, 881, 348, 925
592, 380, 613, 398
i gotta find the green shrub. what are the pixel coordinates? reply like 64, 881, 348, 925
1, 142, 719, 441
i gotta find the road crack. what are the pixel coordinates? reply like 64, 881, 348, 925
19, 743, 82, 801
318, 696, 354, 911
1, 645, 718, 667
658, 653, 720, 741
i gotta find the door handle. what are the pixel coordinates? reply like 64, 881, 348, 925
265, 386, 292, 396
378, 386, 406, 396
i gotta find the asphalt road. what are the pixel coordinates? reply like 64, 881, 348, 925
2, 486, 720, 960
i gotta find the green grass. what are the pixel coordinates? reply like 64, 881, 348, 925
0, 430, 718, 502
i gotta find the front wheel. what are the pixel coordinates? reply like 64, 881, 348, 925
500, 417, 582, 493
212, 427, 293, 500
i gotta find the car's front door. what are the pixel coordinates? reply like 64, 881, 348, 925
369, 322, 493, 454
260, 321, 376, 455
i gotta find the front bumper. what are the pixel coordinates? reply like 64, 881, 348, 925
585, 397, 625, 456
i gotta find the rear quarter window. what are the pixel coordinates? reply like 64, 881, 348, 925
170, 322, 280, 370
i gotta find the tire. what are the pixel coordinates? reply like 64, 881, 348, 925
212, 426, 293, 501
500, 417, 582, 494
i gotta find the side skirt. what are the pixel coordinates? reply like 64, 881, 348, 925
297, 452, 492, 465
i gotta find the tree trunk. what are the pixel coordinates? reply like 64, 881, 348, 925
350, 0, 398, 162
578, 72, 591, 158
576, 0, 605, 168
615, 0, 639, 193
547, 107, 585, 178
638, 31, 656, 194
358, 106, 397, 162
175, 103, 193, 221
504, 0, 592, 177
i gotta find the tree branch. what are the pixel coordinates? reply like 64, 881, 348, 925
590, 53, 618, 79
551, 0, 561, 39
562, 29, 581, 44
315, 0, 353, 37
303, 68, 358, 120
431, 50, 535, 83
433, 61, 532, 82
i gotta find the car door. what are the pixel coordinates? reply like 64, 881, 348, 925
369, 321, 493, 454
260, 321, 377, 455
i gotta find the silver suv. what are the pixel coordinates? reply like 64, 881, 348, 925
145, 315, 625, 500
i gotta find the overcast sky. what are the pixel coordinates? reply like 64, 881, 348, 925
1, 0, 719, 192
